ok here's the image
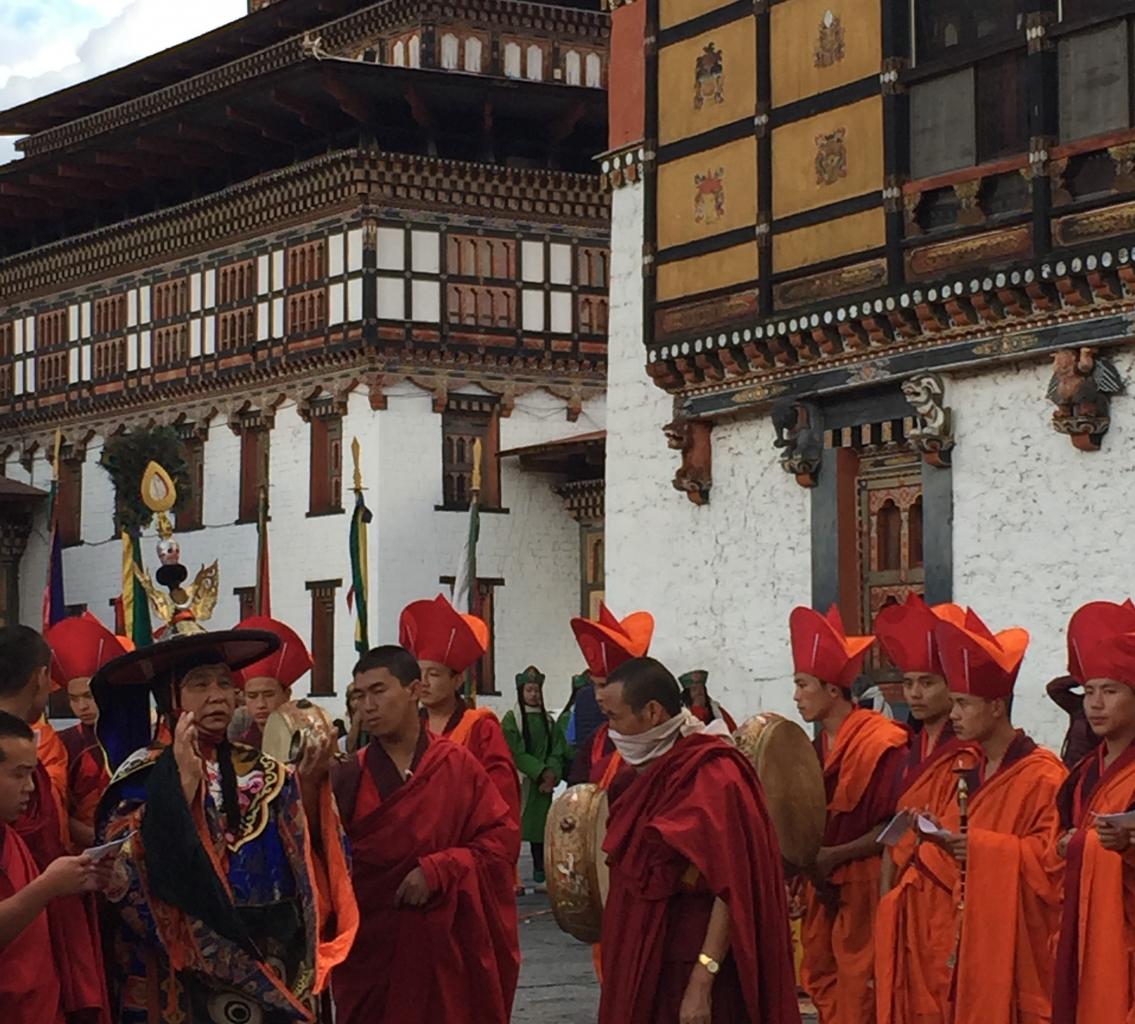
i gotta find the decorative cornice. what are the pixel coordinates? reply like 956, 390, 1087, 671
554, 478, 604, 523
19, 0, 609, 159
599, 144, 646, 190
647, 245, 1135, 415
0, 148, 606, 304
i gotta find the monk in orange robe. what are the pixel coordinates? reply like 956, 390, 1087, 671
791, 606, 907, 1024
1052, 601, 1135, 1024
403, 594, 521, 825
0, 712, 113, 1024
46, 617, 128, 847
332, 645, 519, 1024
917, 610, 1065, 1024
873, 596, 974, 1024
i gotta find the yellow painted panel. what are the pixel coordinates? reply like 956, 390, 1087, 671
656, 137, 758, 250
771, 95, 883, 219
771, 0, 882, 108
772, 206, 886, 272
656, 242, 759, 301
659, 22, 757, 146
660, 0, 730, 31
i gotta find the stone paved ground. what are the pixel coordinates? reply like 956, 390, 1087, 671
511, 889, 818, 1023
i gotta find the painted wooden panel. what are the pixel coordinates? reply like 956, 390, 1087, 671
656, 136, 758, 250
656, 242, 758, 302
771, 95, 884, 219
609, 2, 647, 148
660, 0, 731, 32
770, 0, 881, 108
772, 206, 885, 272
658, 21, 756, 146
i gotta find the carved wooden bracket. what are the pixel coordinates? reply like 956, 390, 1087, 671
663, 414, 712, 506
900, 372, 954, 467
771, 398, 823, 487
1048, 347, 1124, 452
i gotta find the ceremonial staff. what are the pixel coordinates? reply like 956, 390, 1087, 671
947, 753, 975, 970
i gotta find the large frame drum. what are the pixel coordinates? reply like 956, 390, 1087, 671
544, 783, 610, 943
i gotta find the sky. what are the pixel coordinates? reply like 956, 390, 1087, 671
0, 0, 245, 165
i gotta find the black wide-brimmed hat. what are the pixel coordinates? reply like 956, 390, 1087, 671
93, 629, 280, 771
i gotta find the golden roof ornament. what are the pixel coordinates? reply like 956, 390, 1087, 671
134, 460, 219, 636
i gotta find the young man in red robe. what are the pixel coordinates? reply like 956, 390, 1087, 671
401, 594, 520, 823
597, 656, 800, 1024
790, 605, 907, 1024
0, 712, 111, 1024
1052, 600, 1135, 1024
871, 596, 973, 1024
332, 645, 520, 1024
679, 670, 738, 731
0, 625, 110, 1024
45, 617, 127, 848
231, 615, 314, 749
919, 609, 1065, 1024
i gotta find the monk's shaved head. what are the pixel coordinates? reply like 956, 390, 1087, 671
608, 657, 682, 717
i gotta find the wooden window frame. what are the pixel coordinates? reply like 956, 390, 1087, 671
237, 420, 271, 525
439, 397, 502, 512
307, 579, 341, 697
56, 454, 83, 548
234, 586, 257, 622
177, 434, 206, 532
308, 407, 345, 516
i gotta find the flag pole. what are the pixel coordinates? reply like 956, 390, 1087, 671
349, 438, 372, 656
465, 439, 482, 704
42, 429, 65, 633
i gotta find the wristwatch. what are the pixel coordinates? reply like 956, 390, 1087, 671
697, 953, 721, 976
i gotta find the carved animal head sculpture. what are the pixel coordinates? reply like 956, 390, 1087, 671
900, 374, 943, 413
663, 417, 692, 452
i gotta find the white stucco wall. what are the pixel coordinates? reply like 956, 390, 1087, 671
13, 384, 602, 722
603, 181, 813, 724
948, 346, 1135, 750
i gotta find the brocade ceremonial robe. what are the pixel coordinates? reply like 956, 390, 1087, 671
97, 742, 357, 1024
434, 699, 521, 825
14, 762, 109, 1023
331, 732, 521, 1024
1052, 741, 1135, 1024
598, 733, 801, 1024
0, 822, 64, 1023
802, 708, 907, 1024
912, 733, 1065, 1024
874, 724, 974, 1024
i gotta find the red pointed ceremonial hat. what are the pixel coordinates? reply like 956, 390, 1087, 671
399, 594, 489, 675
933, 608, 1029, 700
1067, 601, 1135, 686
789, 605, 875, 688
570, 603, 654, 678
874, 594, 966, 676
46, 615, 132, 691
233, 615, 313, 689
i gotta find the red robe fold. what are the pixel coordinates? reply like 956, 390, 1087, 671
1052, 742, 1135, 1024
438, 703, 522, 826
13, 765, 109, 1024
332, 733, 521, 1024
924, 737, 1065, 1024
599, 733, 800, 1024
875, 726, 975, 1024
59, 724, 110, 834
802, 708, 908, 1024
0, 823, 64, 1023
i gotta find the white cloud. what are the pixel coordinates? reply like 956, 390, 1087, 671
0, 0, 244, 166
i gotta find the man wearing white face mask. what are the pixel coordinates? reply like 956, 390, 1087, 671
597, 657, 801, 1024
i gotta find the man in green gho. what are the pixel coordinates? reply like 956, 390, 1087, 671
502, 666, 569, 885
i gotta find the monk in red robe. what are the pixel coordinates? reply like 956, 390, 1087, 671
0, 625, 109, 1024
332, 644, 520, 1024
1052, 601, 1135, 1024
231, 615, 314, 749
0, 712, 111, 1024
872, 596, 974, 1024
597, 656, 799, 1024
679, 670, 738, 731
403, 594, 521, 823
791, 605, 907, 1024
917, 610, 1065, 1024
46, 617, 128, 848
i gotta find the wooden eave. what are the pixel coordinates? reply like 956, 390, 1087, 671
500, 429, 605, 476
0, 60, 607, 251
4, 0, 609, 160
0, 0, 402, 137
647, 249, 1135, 419
0, 477, 48, 502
